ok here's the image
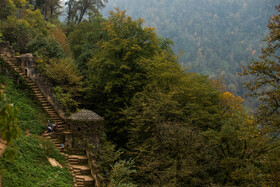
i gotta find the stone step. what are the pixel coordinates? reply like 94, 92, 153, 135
75, 175, 94, 184
52, 140, 59, 144
49, 115, 60, 118
46, 110, 58, 114
69, 162, 79, 165
34, 92, 44, 95
45, 109, 57, 113
55, 143, 62, 147
45, 111, 57, 115
39, 100, 49, 104
56, 121, 64, 124
36, 95, 45, 98
47, 114, 59, 118
54, 122, 64, 126
48, 116, 60, 119
68, 156, 88, 165
49, 117, 61, 120
68, 155, 88, 160
72, 165, 91, 175
36, 95, 46, 98
76, 185, 86, 187
42, 106, 52, 110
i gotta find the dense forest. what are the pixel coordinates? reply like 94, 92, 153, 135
0, 0, 280, 186
103, 0, 278, 98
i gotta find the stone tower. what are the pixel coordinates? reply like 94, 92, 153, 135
64, 109, 104, 154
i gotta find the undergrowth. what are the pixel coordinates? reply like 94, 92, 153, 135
0, 74, 47, 134
0, 135, 73, 187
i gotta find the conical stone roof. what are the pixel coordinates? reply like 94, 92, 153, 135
67, 109, 103, 122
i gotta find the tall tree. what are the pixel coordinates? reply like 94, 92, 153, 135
29, 0, 62, 19
122, 50, 222, 185
86, 9, 160, 143
68, 15, 106, 73
241, 5, 280, 127
65, 0, 107, 25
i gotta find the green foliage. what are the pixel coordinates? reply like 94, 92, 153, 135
204, 106, 280, 185
68, 15, 106, 73
96, 135, 123, 179
22, 9, 48, 36
0, 83, 21, 161
108, 160, 137, 187
41, 57, 84, 113
0, 16, 34, 53
45, 58, 83, 95
65, 0, 107, 25
95, 135, 137, 186
53, 86, 79, 113
122, 51, 222, 185
0, 135, 73, 187
26, 34, 65, 59
0, 75, 47, 134
29, 0, 62, 19
0, 32, 3, 42
41, 137, 66, 163
241, 6, 280, 128
103, 0, 276, 99
0, 8, 48, 53
0, 89, 20, 145
87, 9, 163, 143
0, 0, 16, 20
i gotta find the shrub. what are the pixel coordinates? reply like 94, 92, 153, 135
26, 34, 65, 59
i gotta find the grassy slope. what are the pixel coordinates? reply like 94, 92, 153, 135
0, 74, 73, 187
0, 73, 47, 135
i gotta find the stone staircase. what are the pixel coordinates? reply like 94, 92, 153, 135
0, 48, 95, 187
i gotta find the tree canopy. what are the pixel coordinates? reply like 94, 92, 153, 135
241, 5, 280, 127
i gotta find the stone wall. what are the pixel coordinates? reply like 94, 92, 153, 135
86, 147, 102, 187
65, 120, 104, 154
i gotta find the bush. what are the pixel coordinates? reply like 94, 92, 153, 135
26, 35, 65, 59
1, 16, 33, 53
53, 86, 79, 114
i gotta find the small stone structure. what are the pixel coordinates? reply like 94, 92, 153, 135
64, 109, 104, 154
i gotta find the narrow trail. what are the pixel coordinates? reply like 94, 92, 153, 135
0, 45, 95, 187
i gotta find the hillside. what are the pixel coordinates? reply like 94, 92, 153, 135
0, 0, 280, 186
0, 73, 73, 187
102, 0, 277, 97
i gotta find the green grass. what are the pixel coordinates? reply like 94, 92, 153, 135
0, 74, 48, 134
0, 74, 73, 186
0, 135, 73, 187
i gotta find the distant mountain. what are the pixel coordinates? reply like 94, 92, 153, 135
102, 0, 278, 97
